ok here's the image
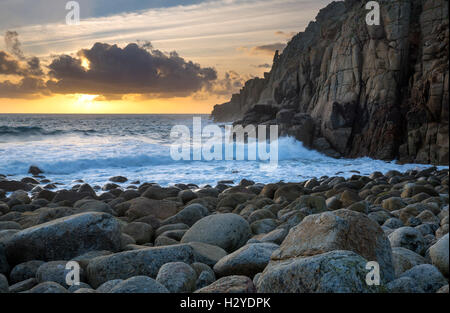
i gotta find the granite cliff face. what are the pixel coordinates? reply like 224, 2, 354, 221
211, 0, 449, 165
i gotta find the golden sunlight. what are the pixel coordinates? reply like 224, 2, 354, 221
74, 94, 99, 111
80, 57, 90, 71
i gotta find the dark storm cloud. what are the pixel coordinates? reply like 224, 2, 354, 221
47, 42, 218, 97
0, 51, 22, 75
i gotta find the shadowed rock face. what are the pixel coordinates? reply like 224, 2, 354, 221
212, 0, 449, 165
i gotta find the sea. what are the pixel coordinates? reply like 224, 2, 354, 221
0, 114, 441, 190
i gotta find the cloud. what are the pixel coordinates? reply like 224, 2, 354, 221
253, 63, 271, 68
251, 42, 286, 55
0, 77, 48, 98
238, 42, 286, 56
274, 30, 297, 38
4, 30, 25, 60
206, 70, 252, 96
0, 51, 22, 75
47, 42, 218, 97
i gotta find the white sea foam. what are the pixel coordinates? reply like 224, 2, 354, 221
0, 114, 441, 188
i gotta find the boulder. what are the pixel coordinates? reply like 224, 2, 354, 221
162, 204, 209, 227
123, 222, 154, 245
213, 243, 279, 277
124, 197, 179, 221
86, 244, 194, 288
27, 281, 68, 293
10, 260, 44, 284
109, 276, 169, 293
96, 279, 124, 293
181, 213, 251, 252
0, 273, 7, 293
257, 250, 384, 293
391, 247, 427, 277
272, 209, 395, 282
429, 234, 449, 277
400, 264, 447, 293
36, 261, 86, 288
386, 277, 425, 293
156, 262, 197, 292
388, 227, 426, 255
5, 212, 122, 265
195, 275, 256, 293
188, 242, 228, 267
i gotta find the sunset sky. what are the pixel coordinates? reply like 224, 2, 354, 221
0, 0, 331, 114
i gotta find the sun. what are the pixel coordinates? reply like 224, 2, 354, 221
80, 57, 90, 70
74, 94, 99, 111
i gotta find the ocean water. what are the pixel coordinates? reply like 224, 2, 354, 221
0, 114, 440, 189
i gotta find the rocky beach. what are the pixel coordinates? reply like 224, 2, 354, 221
0, 166, 448, 293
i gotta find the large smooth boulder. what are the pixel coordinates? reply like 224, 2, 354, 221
429, 234, 449, 277
5, 212, 121, 265
400, 264, 447, 293
257, 250, 384, 293
213, 243, 279, 277
181, 213, 251, 252
109, 276, 169, 293
388, 227, 426, 255
156, 262, 197, 293
272, 209, 395, 282
195, 275, 256, 293
86, 244, 194, 288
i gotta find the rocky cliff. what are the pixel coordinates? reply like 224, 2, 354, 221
211, 0, 449, 165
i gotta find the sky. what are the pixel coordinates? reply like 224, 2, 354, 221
0, 0, 332, 114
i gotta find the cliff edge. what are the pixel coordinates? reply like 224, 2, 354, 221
211, 0, 449, 165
